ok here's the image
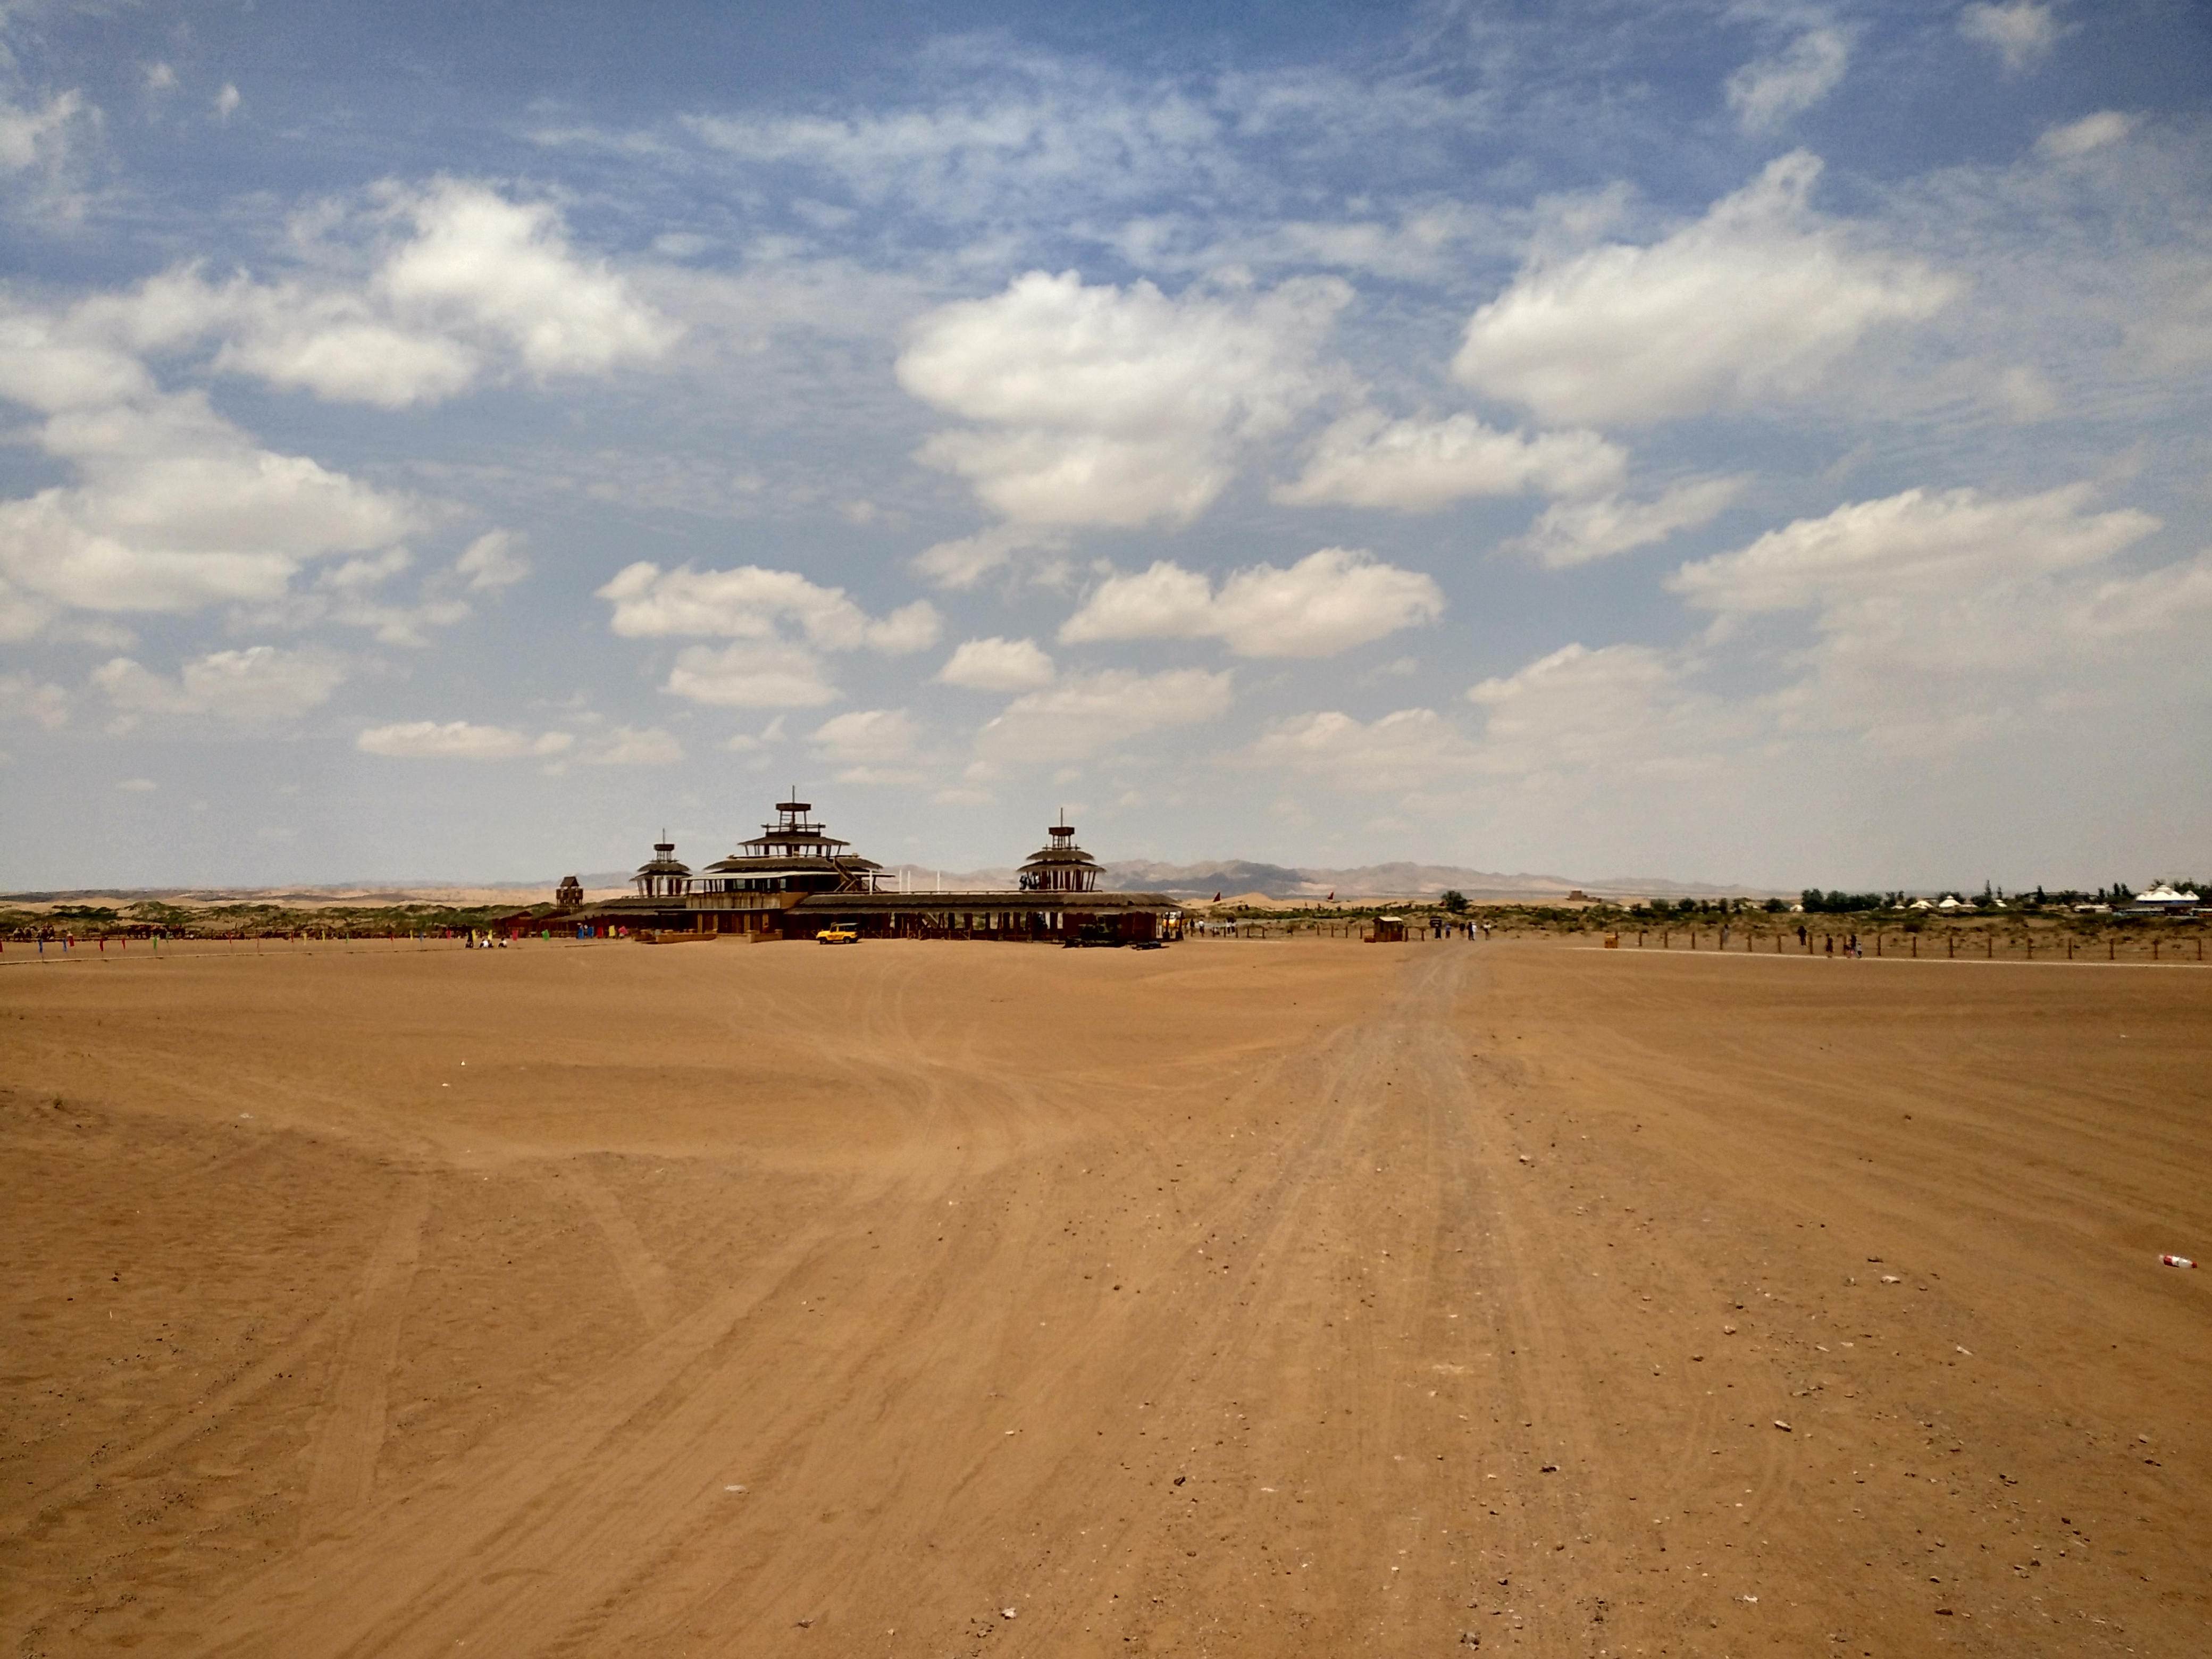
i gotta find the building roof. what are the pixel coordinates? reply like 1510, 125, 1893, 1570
701, 851, 884, 875
733, 797, 851, 854
791, 890, 1177, 915
633, 838, 691, 880
734, 828, 854, 854
1018, 819, 1103, 889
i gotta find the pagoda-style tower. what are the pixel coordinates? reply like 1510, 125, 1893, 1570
1019, 817, 1102, 893
696, 797, 884, 894
632, 835, 691, 899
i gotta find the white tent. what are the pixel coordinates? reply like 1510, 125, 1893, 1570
2133, 883, 2200, 908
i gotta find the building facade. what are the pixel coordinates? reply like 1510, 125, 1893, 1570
532, 801, 1179, 944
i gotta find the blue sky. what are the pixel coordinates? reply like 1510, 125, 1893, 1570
1, 0, 2206, 889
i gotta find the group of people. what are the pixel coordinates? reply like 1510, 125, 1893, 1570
1804, 926, 1865, 958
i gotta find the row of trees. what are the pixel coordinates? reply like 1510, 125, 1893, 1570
1430, 880, 2206, 921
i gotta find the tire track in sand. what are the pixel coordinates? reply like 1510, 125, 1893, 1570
300, 1174, 430, 1524
168, 999, 986, 1659
551, 1164, 674, 1333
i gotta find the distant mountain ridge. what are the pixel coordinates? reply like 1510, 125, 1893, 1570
6, 863, 1758, 907
1095, 859, 1755, 901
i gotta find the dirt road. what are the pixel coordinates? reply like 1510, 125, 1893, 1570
3, 938, 2207, 1655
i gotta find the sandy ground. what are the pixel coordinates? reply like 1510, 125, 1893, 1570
2, 936, 2207, 1657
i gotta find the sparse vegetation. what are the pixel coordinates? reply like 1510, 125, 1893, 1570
0, 898, 555, 941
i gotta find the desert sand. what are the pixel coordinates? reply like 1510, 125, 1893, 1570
3, 936, 2207, 1656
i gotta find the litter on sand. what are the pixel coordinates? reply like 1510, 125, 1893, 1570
2160, 1254, 2196, 1268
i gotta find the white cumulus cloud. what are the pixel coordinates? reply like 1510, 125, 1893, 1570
91, 646, 345, 725
211, 287, 481, 408
662, 640, 843, 708
586, 725, 684, 765
1516, 477, 1746, 568
1250, 706, 1476, 783
1463, 642, 1742, 778
811, 707, 923, 766
897, 269, 1347, 576
378, 179, 678, 376
1725, 29, 1851, 132
1059, 548, 1443, 658
62, 181, 675, 410
2038, 110, 2134, 159
912, 523, 1069, 589
1453, 153, 1958, 425
599, 562, 939, 709
1959, 3, 2059, 73
1660, 482, 2196, 758
1272, 409, 1624, 512
979, 667, 1234, 761
0, 88, 88, 179
0, 671, 73, 729
1669, 482, 2158, 612
598, 562, 938, 650
937, 636, 1057, 691
356, 720, 574, 759
456, 529, 530, 591
0, 390, 421, 631
0, 314, 154, 412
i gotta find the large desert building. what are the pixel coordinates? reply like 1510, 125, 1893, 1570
546, 799, 1180, 944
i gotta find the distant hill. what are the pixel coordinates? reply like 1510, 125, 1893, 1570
4, 863, 1759, 909
1096, 858, 1754, 901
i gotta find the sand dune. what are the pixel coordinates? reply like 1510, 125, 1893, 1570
2, 937, 2206, 1655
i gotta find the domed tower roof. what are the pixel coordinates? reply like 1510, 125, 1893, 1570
633, 834, 692, 898
1019, 816, 1101, 893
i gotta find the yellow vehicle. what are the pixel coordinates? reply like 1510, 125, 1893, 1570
815, 926, 859, 944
